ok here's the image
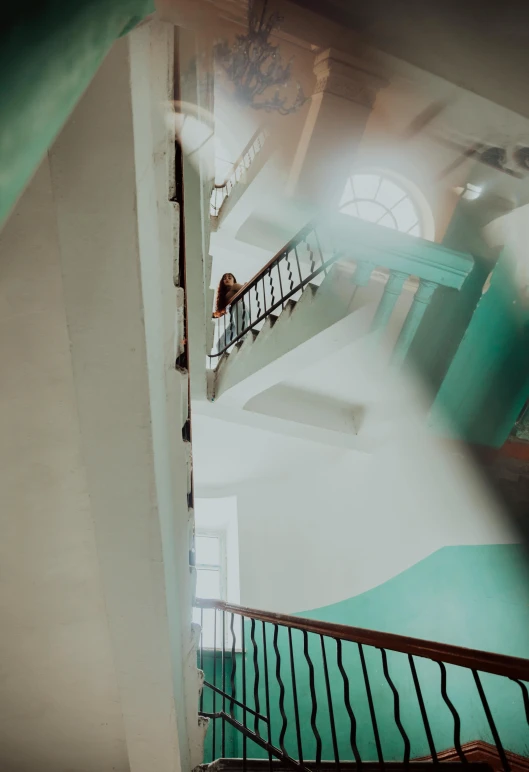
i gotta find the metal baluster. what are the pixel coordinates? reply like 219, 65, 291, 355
262, 278, 267, 314
358, 643, 384, 765
230, 613, 237, 716
321, 635, 341, 772
288, 628, 304, 765
255, 284, 262, 322
242, 617, 247, 772
235, 301, 240, 344
438, 662, 466, 763
262, 622, 274, 772
304, 631, 322, 765
306, 239, 316, 274
336, 639, 361, 765
200, 607, 204, 712
286, 252, 295, 291
248, 289, 252, 327
392, 279, 438, 367
277, 259, 285, 309
213, 609, 217, 758
380, 648, 410, 763
229, 305, 235, 348
240, 297, 245, 335
273, 624, 288, 755
222, 611, 226, 757
314, 230, 328, 276
250, 620, 261, 736
268, 268, 275, 309
473, 670, 510, 772
408, 655, 437, 762
294, 246, 303, 285
511, 679, 529, 730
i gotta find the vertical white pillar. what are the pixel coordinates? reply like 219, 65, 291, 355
48, 26, 197, 772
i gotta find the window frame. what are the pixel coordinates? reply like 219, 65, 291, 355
195, 529, 228, 603
338, 168, 436, 241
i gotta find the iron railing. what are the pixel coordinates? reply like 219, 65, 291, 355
211, 222, 331, 359
211, 128, 269, 218
210, 215, 474, 364
196, 598, 529, 771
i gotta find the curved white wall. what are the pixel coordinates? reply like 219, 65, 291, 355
236, 430, 516, 614
0, 157, 129, 772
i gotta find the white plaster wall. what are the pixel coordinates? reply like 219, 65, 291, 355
0, 28, 196, 772
47, 33, 192, 772
199, 338, 518, 615
0, 159, 129, 771
236, 424, 517, 614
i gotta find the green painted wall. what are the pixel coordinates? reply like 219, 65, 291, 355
202, 651, 243, 760
0, 0, 154, 227
202, 545, 529, 762
407, 257, 489, 404
431, 250, 529, 447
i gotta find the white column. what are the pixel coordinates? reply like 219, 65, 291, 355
288, 48, 385, 209
48, 26, 197, 772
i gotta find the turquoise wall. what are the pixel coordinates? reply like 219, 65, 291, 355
202, 545, 529, 762
0, 0, 154, 227
431, 250, 529, 447
201, 652, 242, 760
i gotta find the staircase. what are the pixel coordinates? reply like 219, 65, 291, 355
208, 215, 476, 406
195, 599, 529, 772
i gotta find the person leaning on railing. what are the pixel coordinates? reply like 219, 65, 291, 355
213, 273, 247, 350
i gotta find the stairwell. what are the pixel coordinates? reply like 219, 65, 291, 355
194, 599, 529, 772
207, 214, 475, 415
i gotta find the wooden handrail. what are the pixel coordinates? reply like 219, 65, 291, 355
195, 598, 529, 681
226, 222, 315, 308
226, 214, 474, 310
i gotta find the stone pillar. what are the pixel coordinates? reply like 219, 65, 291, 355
287, 48, 385, 210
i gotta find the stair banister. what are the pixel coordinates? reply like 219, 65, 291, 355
210, 214, 474, 361
196, 598, 529, 680
196, 598, 528, 772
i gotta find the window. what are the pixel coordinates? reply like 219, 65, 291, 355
193, 530, 230, 649
193, 497, 240, 650
195, 531, 226, 602
339, 173, 424, 237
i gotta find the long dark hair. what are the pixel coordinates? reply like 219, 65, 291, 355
215, 273, 237, 313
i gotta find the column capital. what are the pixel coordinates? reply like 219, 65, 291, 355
313, 48, 386, 108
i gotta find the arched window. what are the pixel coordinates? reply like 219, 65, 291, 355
339, 172, 425, 237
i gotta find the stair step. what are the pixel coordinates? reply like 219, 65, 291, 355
204, 760, 491, 772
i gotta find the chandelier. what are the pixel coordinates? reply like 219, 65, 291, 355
214, 0, 308, 116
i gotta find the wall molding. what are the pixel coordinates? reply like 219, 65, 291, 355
417, 740, 529, 772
